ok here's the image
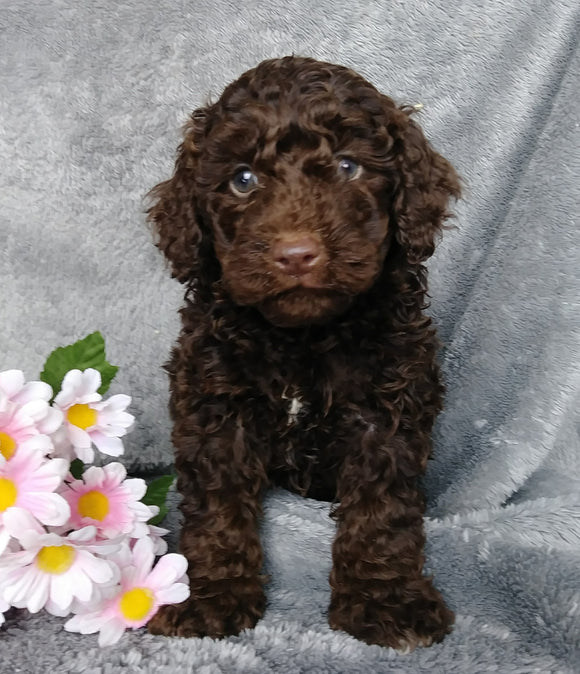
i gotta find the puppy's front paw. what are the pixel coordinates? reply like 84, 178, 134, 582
148, 581, 266, 638
329, 577, 453, 650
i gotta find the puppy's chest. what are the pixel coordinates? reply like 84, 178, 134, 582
267, 358, 371, 428
243, 340, 385, 428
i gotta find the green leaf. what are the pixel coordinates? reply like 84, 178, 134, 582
142, 475, 175, 525
40, 331, 119, 399
69, 458, 85, 480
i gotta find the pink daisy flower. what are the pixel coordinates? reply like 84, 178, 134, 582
65, 536, 189, 646
0, 369, 62, 461
0, 508, 120, 615
0, 444, 70, 527
0, 597, 8, 627
52, 369, 134, 463
60, 462, 157, 540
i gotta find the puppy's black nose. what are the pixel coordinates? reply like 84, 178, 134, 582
272, 235, 323, 276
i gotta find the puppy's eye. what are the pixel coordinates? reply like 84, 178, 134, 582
337, 157, 362, 181
230, 168, 259, 196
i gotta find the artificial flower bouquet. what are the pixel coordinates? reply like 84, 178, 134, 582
0, 332, 189, 646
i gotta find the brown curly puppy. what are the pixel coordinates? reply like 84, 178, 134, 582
147, 56, 460, 650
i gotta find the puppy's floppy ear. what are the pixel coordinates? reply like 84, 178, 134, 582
147, 108, 210, 284
391, 107, 461, 263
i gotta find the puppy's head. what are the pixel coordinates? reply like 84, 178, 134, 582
149, 56, 460, 327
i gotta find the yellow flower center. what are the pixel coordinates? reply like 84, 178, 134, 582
119, 587, 155, 622
67, 404, 98, 430
36, 544, 76, 575
0, 432, 17, 460
0, 477, 18, 511
77, 489, 110, 521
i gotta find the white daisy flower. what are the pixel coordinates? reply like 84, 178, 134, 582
0, 508, 120, 615
52, 369, 134, 463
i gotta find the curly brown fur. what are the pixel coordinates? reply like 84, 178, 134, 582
146, 56, 460, 649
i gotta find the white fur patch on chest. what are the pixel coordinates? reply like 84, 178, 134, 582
287, 396, 304, 423
282, 388, 305, 425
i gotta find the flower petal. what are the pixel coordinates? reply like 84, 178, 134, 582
30, 455, 69, 484
15, 399, 51, 424
16, 380, 53, 404
132, 502, 155, 528
148, 523, 169, 538
0, 370, 25, 398
148, 531, 168, 556
103, 462, 127, 484
81, 465, 105, 489
98, 617, 126, 646
55, 369, 101, 405
73, 442, 95, 464
107, 541, 132, 569
3, 566, 39, 606
123, 477, 147, 501
69, 425, 92, 449
54, 370, 82, 405
45, 598, 73, 617
65, 610, 108, 635
50, 572, 75, 610
76, 551, 116, 584
154, 583, 190, 606
20, 434, 54, 455
146, 554, 188, 591
37, 407, 64, 435
68, 569, 94, 604
49, 427, 74, 461
3, 507, 45, 537
68, 526, 98, 543
130, 522, 151, 539
91, 432, 123, 457
131, 537, 155, 578
82, 535, 124, 556
79, 369, 102, 398
26, 574, 50, 613
0, 527, 9, 556
22, 492, 71, 526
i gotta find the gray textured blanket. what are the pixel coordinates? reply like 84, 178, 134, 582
1, 0, 579, 672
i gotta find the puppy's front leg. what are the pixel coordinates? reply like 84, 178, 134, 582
148, 403, 267, 638
328, 417, 453, 650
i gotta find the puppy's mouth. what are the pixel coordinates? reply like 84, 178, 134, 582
288, 276, 326, 290
258, 287, 353, 328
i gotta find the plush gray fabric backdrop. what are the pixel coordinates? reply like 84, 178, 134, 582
1, 0, 579, 672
